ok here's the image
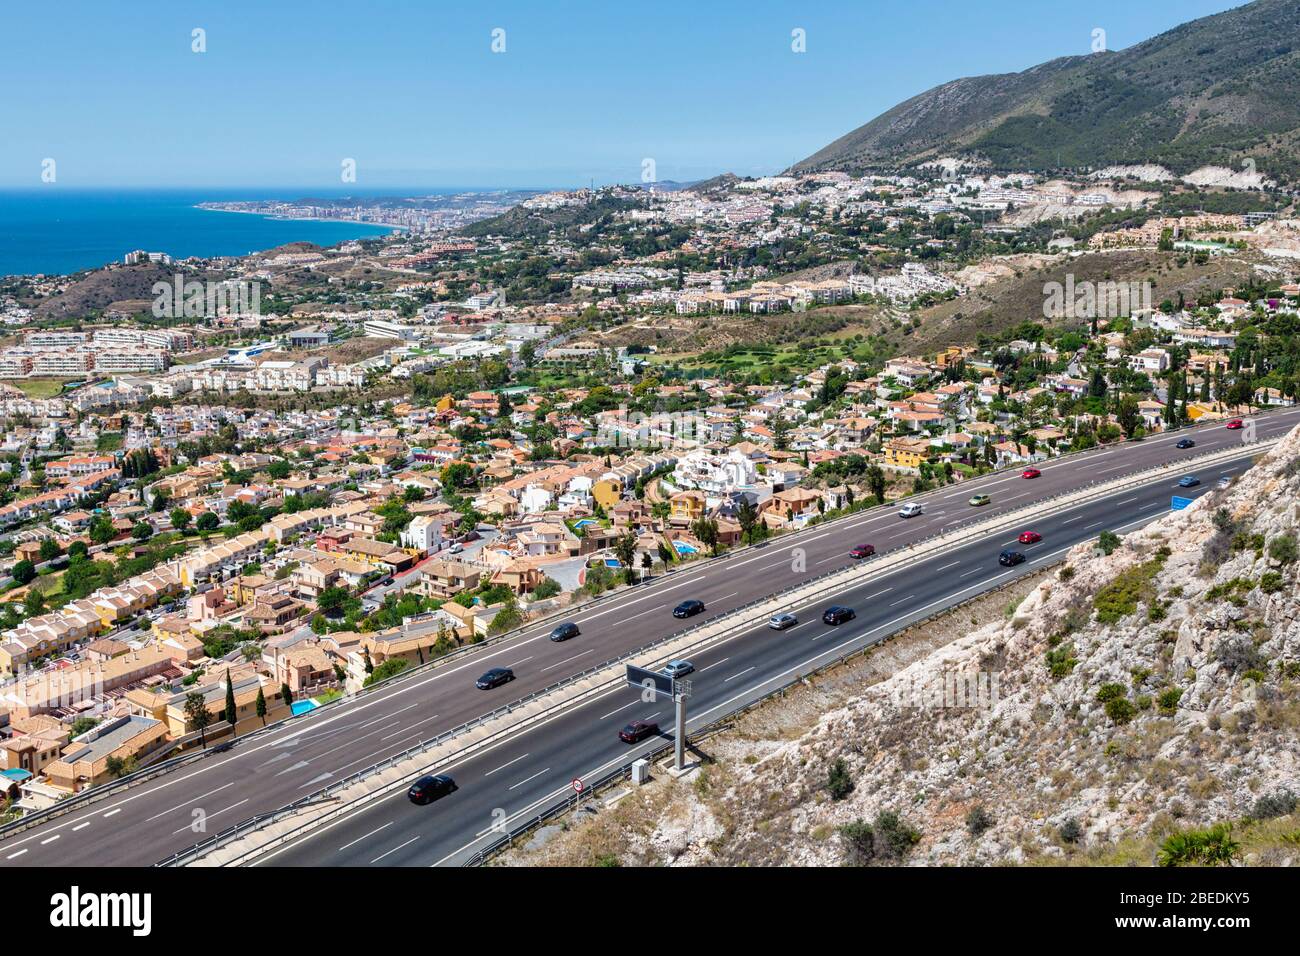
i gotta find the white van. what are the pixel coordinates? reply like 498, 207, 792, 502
898, 502, 923, 518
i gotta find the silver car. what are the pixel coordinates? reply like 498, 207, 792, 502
898, 502, 923, 518
768, 612, 798, 631
661, 660, 695, 679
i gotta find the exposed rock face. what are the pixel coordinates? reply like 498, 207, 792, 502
650, 428, 1300, 866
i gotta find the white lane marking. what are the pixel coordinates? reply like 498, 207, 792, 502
370, 835, 419, 864
102, 808, 121, 818
507, 656, 533, 668
72, 822, 90, 832
1083, 522, 1103, 530
599, 701, 636, 720
698, 658, 730, 672
146, 781, 235, 821
960, 568, 981, 578
864, 588, 893, 600
40, 835, 59, 845
724, 666, 756, 683
508, 768, 551, 791
378, 714, 441, 741
1061, 515, 1083, 524
6, 849, 26, 859
888, 594, 914, 607
483, 753, 530, 777
172, 798, 247, 834
541, 650, 592, 673
339, 821, 392, 852
935, 561, 959, 572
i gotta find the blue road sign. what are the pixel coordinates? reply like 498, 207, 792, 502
1171, 496, 1194, 511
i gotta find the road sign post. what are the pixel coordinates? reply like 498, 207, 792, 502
626, 666, 691, 772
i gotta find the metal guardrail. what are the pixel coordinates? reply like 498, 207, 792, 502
459, 563, 1065, 866
156, 434, 1276, 865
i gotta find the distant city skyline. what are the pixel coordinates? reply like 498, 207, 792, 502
3, 0, 1244, 190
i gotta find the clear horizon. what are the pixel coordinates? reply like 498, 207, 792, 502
1, 0, 1245, 190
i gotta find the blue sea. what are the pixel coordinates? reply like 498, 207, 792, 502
0, 188, 416, 278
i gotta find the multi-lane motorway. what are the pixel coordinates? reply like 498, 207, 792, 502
1, 408, 1295, 867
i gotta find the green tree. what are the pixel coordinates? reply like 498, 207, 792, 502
280, 682, 293, 707
38, 539, 61, 562
11, 559, 35, 585
170, 508, 192, 533
196, 512, 220, 533
223, 669, 237, 735
184, 691, 212, 748
132, 521, 153, 541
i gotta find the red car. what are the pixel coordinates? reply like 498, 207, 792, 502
1018, 531, 1042, 544
619, 720, 659, 744
849, 544, 876, 559
1226, 419, 1244, 430
1021, 468, 1041, 479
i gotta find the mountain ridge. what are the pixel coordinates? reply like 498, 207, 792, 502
792, 0, 1300, 182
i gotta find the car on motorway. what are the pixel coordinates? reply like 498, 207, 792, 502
999, 550, 1026, 566
475, 667, 515, 690
1177, 475, 1201, 488
1217, 475, 1232, 490
407, 773, 457, 805
849, 543, 876, 559
898, 502, 923, 518
1021, 467, 1041, 479
1226, 418, 1244, 430
661, 659, 695, 679
619, 720, 659, 743
768, 612, 799, 630
1176, 438, 1196, 449
1017, 531, 1042, 544
549, 621, 580, 642
823, 605, 856, 625
968, 493, 991, 507
673, 599, 706, 619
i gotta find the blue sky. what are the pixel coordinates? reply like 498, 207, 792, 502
0, 0, 1246, 190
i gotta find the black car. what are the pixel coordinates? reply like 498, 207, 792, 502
619, 720, 659, 743
1176, 438, 1196, 449
673, 600, 706, 619
475, 667, 514, 689
549, 621, 580, 642
999, 550, 1026, 567
407, 773, 457, 805
823, 605, 856, 625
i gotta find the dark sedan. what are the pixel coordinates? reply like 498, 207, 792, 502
619, 720, 659, 743
1175, 438, 1196, 449
999, 550, 1026, 567
823, 605, 856, 625
673, 600, 706, 619
407, 773, 457, 805
549, 621, 580, 642
475, 667, 515, 690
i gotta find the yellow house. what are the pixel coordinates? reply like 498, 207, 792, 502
593, 476, 622, 511
884, 437, 930, 471
435, 394, 455, 413
669, 490, 706, 525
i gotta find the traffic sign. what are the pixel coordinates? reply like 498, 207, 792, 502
571, 777, 585, 794
1171, 495, 1194, 511
626, 664, 674, 699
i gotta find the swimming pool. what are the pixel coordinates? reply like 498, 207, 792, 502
673, 541, 698, 555
291, 700, 319, 716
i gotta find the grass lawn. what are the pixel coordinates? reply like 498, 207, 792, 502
13, 378, 73, 399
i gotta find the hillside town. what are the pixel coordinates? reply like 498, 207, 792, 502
0, 162, 1295, 825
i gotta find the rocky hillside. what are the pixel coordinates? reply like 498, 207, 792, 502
550, 426, 1300, 866
793, 0, 1300, 182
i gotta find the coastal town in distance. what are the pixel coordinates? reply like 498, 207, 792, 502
0, 0, 1295, 933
